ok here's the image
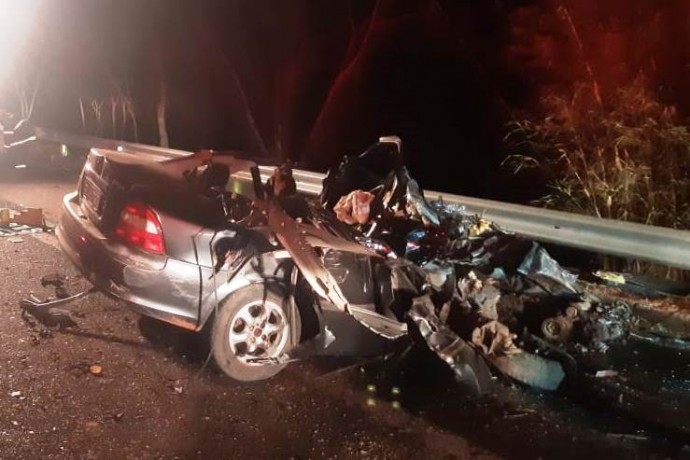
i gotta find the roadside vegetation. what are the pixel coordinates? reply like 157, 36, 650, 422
503, 79, 689, 276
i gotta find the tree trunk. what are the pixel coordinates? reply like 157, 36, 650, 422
157, 79, 169, 147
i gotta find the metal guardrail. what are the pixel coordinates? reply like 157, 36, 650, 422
35, 128, 690, 270
35, 127, 190, 160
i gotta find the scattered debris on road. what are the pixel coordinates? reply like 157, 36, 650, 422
594, 370, 618, 378
89, 365, 103, 377
0, 207, 45, 237
40, 273, 70, 299
0, 207, 43, 227
20, 300, 78, 330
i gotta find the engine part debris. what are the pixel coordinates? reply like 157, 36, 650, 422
586, 300, 638, 350
541, 316, 574, 343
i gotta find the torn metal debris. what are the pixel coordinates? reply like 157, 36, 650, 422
408, 295, 491, 395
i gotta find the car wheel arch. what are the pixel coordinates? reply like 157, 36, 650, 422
198, 252, 323, 344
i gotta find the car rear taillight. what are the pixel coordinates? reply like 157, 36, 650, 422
114, 203, 165, 255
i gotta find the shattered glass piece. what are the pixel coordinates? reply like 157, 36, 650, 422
517, 242, 579, 295
595, 370, 618, 378
408, 296, 492, 395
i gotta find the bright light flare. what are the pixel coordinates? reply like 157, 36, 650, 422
0, 0, 41, 81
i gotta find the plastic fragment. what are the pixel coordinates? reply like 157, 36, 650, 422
595, 370, 619, 378
517, 242, 579, 295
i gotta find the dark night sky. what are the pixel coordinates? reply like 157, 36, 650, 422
2, 0, 689, 200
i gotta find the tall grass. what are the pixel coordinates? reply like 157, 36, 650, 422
504, 80, 689, 276
505, 80, 689, 229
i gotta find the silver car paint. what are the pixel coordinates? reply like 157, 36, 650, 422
58, 191, 204, 330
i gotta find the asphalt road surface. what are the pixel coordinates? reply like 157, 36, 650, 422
0, 158, 687, 459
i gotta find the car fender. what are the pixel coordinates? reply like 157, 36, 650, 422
197, 250, 293, 331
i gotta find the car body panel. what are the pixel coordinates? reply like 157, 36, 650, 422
58, 191, 202, 330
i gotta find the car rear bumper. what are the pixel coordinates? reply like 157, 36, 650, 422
57, 191, 202, 330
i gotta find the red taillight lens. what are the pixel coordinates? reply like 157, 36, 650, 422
114, 203, 165, 255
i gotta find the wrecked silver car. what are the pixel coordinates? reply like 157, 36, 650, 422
56, 142, 405, 381
54, 137, 644, 393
